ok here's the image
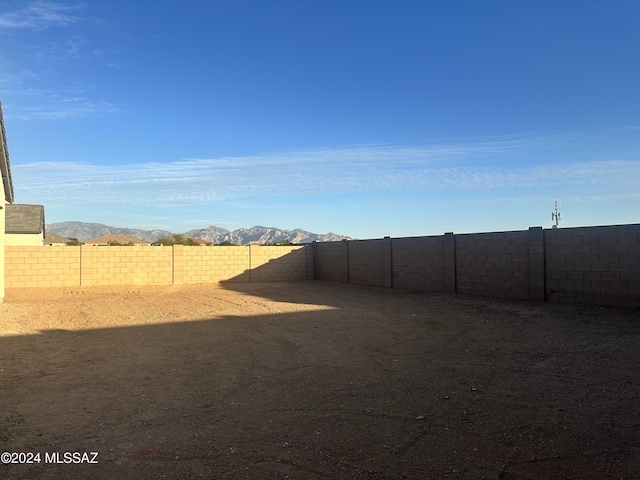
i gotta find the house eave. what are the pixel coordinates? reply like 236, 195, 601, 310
0, 101, 15, 204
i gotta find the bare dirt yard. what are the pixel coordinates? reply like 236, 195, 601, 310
0, 281, 639, 479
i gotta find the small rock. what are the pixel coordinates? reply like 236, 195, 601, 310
471, 387, 478, 391
444, 395, 450, 400
416, 415, 424, 420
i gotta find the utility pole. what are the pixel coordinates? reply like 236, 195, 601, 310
551, 200, 562, 228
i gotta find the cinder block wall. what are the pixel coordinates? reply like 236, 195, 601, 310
456, 231, 530, 300
313, 224, 640, 307
6, 225, 639, 306
5, 246, 81, 288
313, 241, 348, 282
392, 236, 446, 291
81, 246, 173, 286
173, 245, 250, 284
545, 224, 640, 305
5, 244, 310, 288
249, 245, 312, 281
348, 239, 391, 287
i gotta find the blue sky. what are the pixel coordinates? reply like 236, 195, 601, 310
1, 1, 639, 239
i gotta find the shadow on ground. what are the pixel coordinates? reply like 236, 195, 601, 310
1, 281, 639, 479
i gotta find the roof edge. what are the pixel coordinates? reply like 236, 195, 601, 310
0, 101, 15, 203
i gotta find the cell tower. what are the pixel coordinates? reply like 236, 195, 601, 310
551, 200, 562, 228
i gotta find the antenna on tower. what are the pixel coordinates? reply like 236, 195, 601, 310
551, 200, 562, 228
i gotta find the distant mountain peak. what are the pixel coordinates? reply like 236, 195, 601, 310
46, 221, 350, 245
183, 225, 350, 245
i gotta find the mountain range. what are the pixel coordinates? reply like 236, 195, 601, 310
46, 221, 350, 245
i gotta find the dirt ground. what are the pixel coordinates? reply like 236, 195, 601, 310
0, 281, 638, 480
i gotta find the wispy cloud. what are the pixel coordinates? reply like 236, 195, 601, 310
28, 35, 86, 61
0, 2, 118, 120
9, 98, 118, 120
0, 1, 80, 30
0, 79, 119, 119
12, 144, 640, 207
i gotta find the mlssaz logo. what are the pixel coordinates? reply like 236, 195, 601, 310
45, 452, 99, 464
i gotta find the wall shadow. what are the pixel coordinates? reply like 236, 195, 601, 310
1, 283, 639, 480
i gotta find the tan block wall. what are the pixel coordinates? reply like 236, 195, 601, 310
80, 245, 173, 286
314, 241, 348, 282
6, 224, 639, 307
456, 230, 530, 300
248, 245, 312, 281
545, 224, 640, 306
392, 236, 446, 291
313, 224, 640, 307
5, 246, 80, 288
348, 239, 392, 287
5, 244, 313, 289
173, 245, 250, 284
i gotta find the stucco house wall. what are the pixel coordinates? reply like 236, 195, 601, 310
0, 101, 15, 303
0, 200, 5, 302
5, 232, 43, 246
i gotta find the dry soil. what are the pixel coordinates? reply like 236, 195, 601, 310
0, 281, 639, 479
